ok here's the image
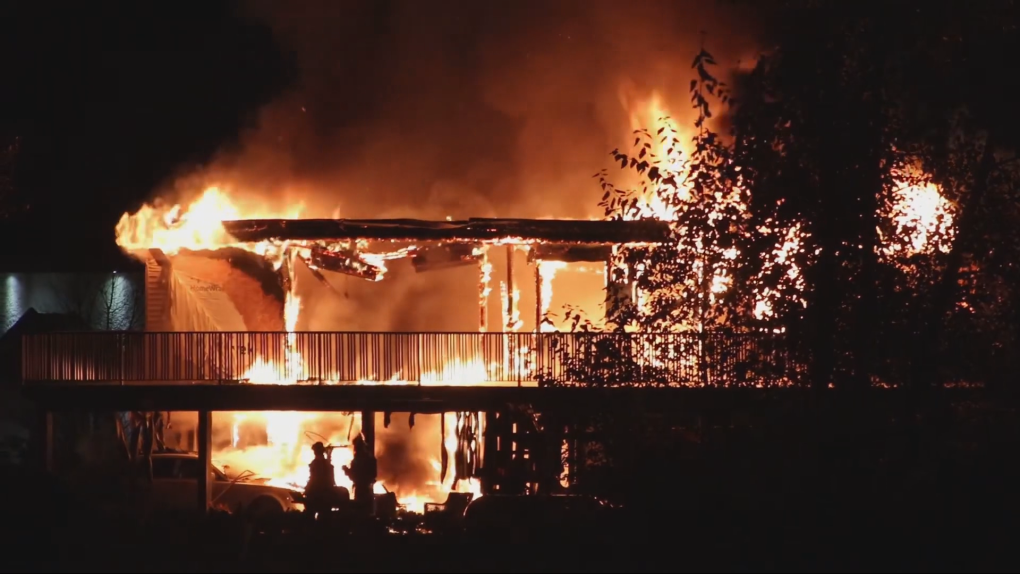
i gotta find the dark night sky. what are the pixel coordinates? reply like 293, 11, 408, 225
0, 1, 292, 271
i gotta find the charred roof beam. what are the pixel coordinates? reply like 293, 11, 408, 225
221, 217, 671, 245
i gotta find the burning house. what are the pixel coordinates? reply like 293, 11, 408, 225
25, 186, 742, 512
16, 64, 953, 514
143, 212, 671, 510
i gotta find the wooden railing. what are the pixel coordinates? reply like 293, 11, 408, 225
21, 331, 795, 387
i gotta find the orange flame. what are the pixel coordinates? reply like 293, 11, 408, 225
115, 187, 304, 256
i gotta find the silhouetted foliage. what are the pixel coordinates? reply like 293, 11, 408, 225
599, 49, 746, 335
544, 2, 1020, 392
539, 49, 796, 388
727, 1, 1020, 390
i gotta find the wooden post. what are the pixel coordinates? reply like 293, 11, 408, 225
361, 410, 375, 455
505, 245, 514, 329
479, 253, 489, 333
482, 411, 498, 494
535, 262, 543, 331
361, 411, 376, 514
197, 410, 212, 514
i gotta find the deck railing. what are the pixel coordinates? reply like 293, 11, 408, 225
21, 331, 795, 387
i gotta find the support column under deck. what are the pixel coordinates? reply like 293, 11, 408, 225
505, 245, 515, 330
479, 253, 490, 333
482, 411, 498, 494
535, 262, 542, 330
196, 410, 212, 514
361, 410, 375, 455
361, 410, 376, 504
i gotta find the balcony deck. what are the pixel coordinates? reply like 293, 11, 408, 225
21, 331, 794, 411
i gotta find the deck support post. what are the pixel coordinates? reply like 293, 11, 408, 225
197, 410, 212, 514
358, 411, 377, 514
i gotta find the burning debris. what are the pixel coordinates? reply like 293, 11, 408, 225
306, 245, 385, 282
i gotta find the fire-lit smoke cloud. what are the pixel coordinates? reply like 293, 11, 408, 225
375, 413, 447, 499
188, 0, 761, 221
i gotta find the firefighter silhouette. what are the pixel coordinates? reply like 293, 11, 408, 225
305, 441, 340, 516
342, 435, 377, 514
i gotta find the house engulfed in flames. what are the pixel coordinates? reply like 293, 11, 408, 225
91, 189, 675, 511
21, 88, 955, 512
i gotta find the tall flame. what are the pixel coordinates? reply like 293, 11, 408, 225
115, 187, 303, 256
538, 260, 566, 332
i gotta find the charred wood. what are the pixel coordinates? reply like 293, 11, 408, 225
222, 217, 671, 246
302, 262, 345, 297
279, 251, 293, 296
307, 245, 383, 281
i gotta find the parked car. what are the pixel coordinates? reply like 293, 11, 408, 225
148, 451, 307, 517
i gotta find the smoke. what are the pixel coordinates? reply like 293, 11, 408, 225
376, 413, 446, 499
182, 0, 760, 221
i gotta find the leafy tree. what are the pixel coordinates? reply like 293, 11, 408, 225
549, 2, 1020, 392
721, 0, 1020, 391
888, 2, 1020, 389
731, 6, 910, 390
541, 49, 790, 388
598, 49, 744, 336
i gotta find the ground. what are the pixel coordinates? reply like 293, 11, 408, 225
5, 393, 1020, 572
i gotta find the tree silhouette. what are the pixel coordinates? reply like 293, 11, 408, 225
52, 273, 144, 332
600, 49, 745, 336
716, 0, 1020, 391
540, 49, 792, 388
